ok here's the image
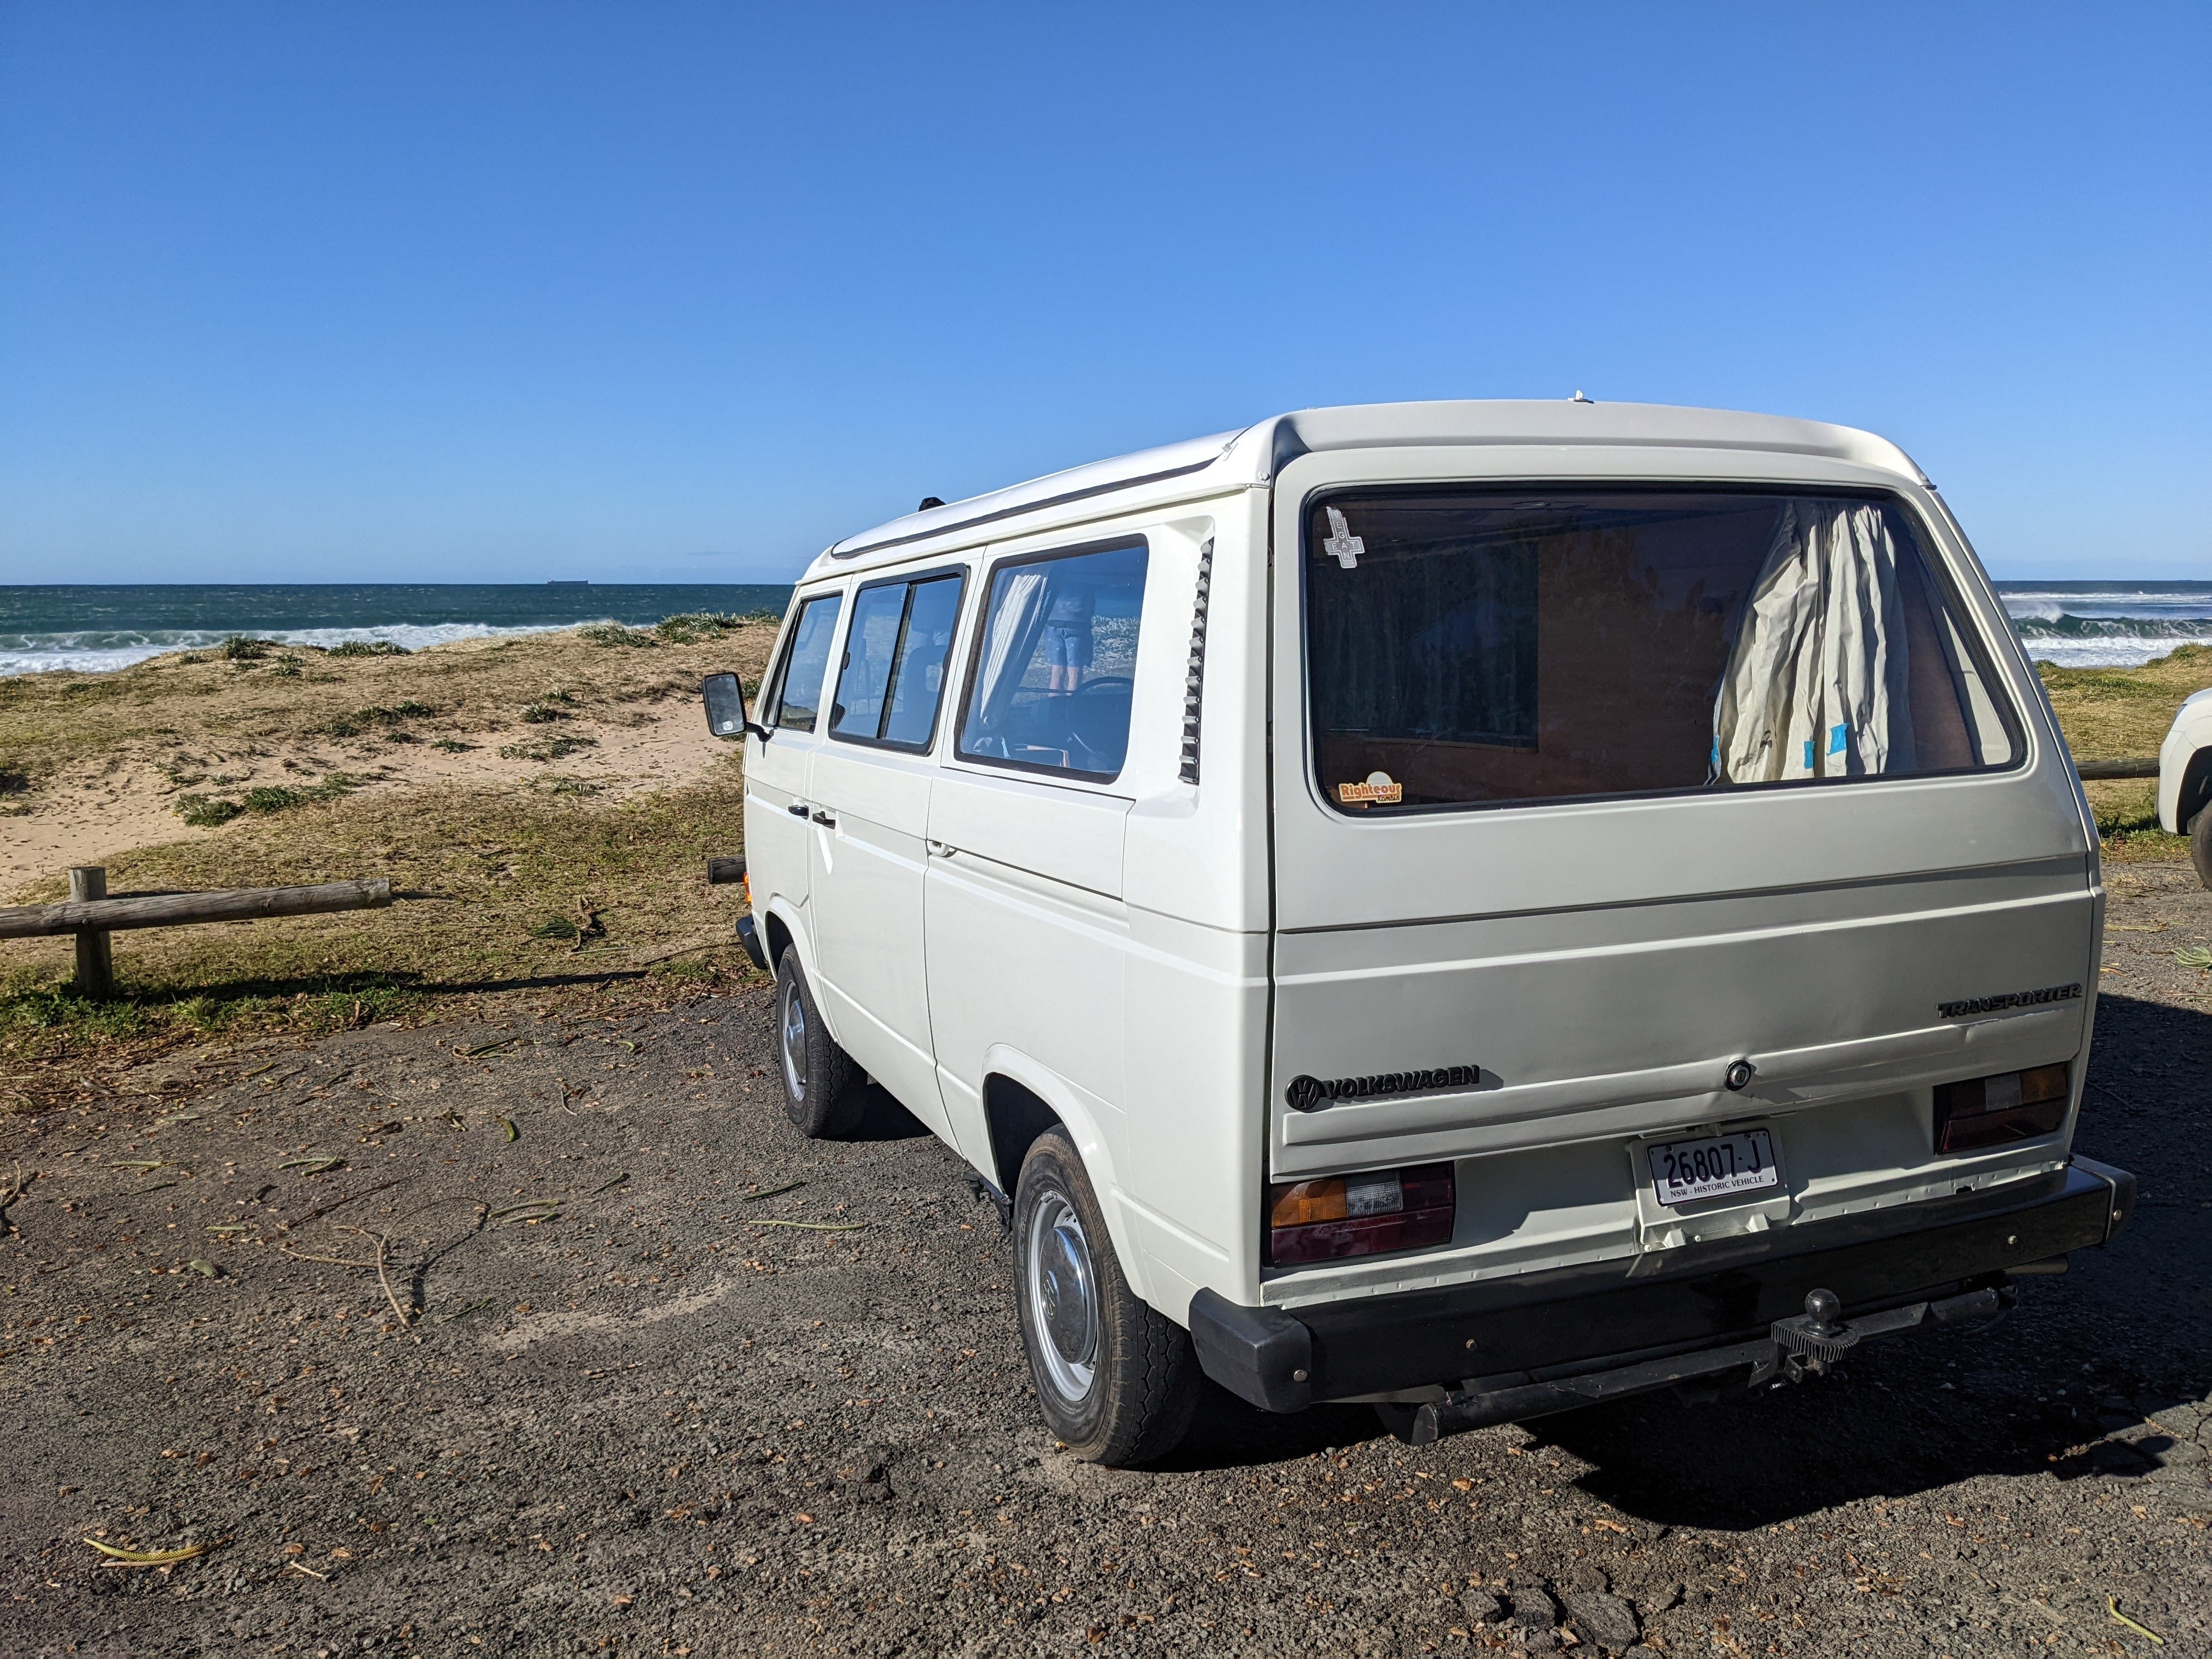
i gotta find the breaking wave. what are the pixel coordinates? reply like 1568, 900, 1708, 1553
0, 622, 577, 678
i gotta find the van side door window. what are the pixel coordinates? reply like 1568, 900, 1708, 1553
765, 592, 844, 732
829, 571, 966, 750
956, 538, 1149, 781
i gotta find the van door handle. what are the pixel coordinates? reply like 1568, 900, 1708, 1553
810, 809, 838, 828
926, 840, 956, 859
786, 802, 809, 817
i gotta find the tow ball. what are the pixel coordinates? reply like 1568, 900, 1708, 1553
1752, 1288, 1858, 1386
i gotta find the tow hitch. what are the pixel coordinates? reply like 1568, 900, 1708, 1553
1395, 1284, 2017, 1446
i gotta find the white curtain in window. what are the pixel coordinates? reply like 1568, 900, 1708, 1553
1713, 500, 1918, 783
974, 570, 1049, 713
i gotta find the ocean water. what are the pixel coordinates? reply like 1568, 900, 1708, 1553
1995, 580, 2212, 668
0, 579, 2203, 676
0, 584, 794, 676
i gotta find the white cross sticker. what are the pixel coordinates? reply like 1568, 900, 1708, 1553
1323, 507, 1364, 569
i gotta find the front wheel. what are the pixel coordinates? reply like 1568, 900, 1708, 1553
1013, 1129, 1199, 1465
774, 950, 862, 1138
2193, 802, 2212, 890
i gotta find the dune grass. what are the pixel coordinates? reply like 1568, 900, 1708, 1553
0, 763, 757, 1102
2037, 643, 2209, 860
0, 613, 768, 790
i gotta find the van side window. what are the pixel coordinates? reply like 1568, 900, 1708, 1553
1306, 488, 2021, 814
957, 539, 1148, 782
764, 592, 843, 733
829, 571, 967, 749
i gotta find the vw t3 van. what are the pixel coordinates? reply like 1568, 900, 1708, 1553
701, 400, 2134, 1464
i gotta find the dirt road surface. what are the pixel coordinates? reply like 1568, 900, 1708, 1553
5, 866, 2208, 1659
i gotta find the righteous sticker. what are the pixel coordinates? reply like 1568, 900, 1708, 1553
1338, 771, 1403, 806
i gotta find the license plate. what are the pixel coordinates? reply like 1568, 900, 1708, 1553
1647, 1128, 1779, 1207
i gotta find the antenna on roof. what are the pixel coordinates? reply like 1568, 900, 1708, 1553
1571, 390, 1593, 403
917, 496, 945, 511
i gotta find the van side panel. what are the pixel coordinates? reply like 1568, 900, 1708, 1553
807, 743, 951, 1138
1116, 497, 1276, 1311
921, 512, 1223, 1290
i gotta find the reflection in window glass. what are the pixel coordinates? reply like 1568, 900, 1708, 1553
828, 572, 967, 748
828, 583, 907, 740
882, 576, 964, 747
1307, 489, 2017, 814
958, 540, 1148, 780
766, 593, 842, 733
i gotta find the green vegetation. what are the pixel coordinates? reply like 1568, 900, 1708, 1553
580, 623, 660, 648
579, 613, 770, 647
329, 639, 410, 657
528, 774, 603, 797
499, 732, 597, 763
175, 774, 359, 827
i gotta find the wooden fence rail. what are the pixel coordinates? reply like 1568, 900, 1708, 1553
2075, 758, 2160, 780
0, 869, 393, 998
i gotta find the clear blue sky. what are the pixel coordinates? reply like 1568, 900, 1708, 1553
2, 3, 2205, 584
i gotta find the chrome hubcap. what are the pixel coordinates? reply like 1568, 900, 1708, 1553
780, 978, 808, 1102
1025, 1192, 1098, 1401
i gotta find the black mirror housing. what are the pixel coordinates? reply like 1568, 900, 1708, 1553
701, 673, 763, 741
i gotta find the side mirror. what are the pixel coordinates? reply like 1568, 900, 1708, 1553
701, 673, 767, 741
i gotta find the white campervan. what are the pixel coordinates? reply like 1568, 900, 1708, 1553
701, 400, 2135, 1465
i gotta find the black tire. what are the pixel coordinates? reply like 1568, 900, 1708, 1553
773, 950, 862, 1138
1013, 1128, 1199, 1465
2193, 803, 2212, 891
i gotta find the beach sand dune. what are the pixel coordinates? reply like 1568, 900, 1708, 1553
0, 624, 770, 901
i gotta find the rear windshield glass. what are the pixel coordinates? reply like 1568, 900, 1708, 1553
1306, 488, 2018, 814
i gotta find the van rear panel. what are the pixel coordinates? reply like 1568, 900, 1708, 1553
1262, 452, 2097, 1301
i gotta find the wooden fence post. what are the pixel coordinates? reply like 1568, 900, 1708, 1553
68, 866, 116, 1000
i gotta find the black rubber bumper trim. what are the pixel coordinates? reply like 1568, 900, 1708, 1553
735, 915, 770, 973
1188, 1289, 1311, 1413
1190, 1160, 2129, 1411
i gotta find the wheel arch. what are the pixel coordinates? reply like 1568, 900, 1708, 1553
761, 905, 798, 974
2172, 744, 2212, 837
979, 1051, 1148, 1300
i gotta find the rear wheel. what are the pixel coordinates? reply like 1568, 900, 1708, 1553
1013, 1128, 1199, 1465
774, 950, 862, 1138
2193, 802, 2212, 890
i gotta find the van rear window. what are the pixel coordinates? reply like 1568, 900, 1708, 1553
1305, 488, 2018, 814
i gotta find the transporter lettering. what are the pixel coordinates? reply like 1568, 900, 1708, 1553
1285, 1065, 1479, 1112
1937, 982, 2084, 1020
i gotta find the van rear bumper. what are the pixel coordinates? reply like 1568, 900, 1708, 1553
1189, 1156, 2134, 1414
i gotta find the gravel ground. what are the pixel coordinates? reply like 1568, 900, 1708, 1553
4, 864, 2208, 1659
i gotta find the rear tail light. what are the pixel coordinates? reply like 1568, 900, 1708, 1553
1267, 1163, 1454, 1265
1934, 1063, 2070, 1154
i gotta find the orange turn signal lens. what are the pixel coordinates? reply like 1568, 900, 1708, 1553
1269, 1178, 1347, 1228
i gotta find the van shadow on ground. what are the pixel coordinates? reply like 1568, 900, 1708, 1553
1171, 992, 2212, 1523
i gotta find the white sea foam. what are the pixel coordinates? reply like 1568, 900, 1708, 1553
0, 621, 589, 678
2012, 633, 2212, 669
